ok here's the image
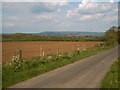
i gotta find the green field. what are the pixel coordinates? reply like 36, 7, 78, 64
2, 33, 103, 42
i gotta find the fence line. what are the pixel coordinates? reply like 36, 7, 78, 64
3, 43, 101, 62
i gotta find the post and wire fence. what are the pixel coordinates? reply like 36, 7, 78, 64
3, 42, 102, 63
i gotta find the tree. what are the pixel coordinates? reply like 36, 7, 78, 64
104, 26, 118, 46
118, 26, 120, 44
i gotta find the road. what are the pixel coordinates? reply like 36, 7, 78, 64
9, 46, 118, 88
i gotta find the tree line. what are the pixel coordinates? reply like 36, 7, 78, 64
104, 26, 119, 46
2, 26, 119, 44
2, 33, 103, 42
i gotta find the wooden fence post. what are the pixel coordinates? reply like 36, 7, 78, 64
57, 47, 60, 55
16, 48, 22, 60
77, 44, 80, 51
40, 47, 45, 57
19, 49, 22, 60
43, 51, 45, 57
16, 48, 23, 66
40, 47, 43, 57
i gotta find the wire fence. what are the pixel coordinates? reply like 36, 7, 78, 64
2, 42, 101, 63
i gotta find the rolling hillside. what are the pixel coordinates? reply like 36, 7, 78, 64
38, 31, 104, 36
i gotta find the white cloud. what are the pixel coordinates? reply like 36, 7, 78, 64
48, 0, 68, 6
33, 13, 56, 19
66, 2, 117, 21
66, 10, 79, 17
3, 23, 15, 27
2, 1, 118, 33
2, 0, 69, 4
109, 0, 115, 3
79, 13, 103, 20
103, 16, 117, 22
66, 1, 99, 18
57, 9, 61, 12
7, 16, 20, 20
81, 0, 89, 4
80, 15, 92, 20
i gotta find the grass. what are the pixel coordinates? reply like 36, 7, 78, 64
101, 57, 119, 88
2, 45, 115, 88
0, 64, 2, 89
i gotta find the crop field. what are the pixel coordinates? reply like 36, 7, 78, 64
2, 41, 102, 63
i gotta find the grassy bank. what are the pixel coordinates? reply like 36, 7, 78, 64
3, 45, 114, 88
101, 57, 119, 88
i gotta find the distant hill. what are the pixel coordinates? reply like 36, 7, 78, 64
37, 31, 104, 37
2, 32, 105, 42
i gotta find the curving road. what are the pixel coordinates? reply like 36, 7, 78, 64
9, 46, 118, 88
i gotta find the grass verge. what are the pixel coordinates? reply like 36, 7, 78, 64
3, 45, 115, 88
101, 57, 119, 88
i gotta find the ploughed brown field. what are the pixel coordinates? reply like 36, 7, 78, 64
2, 41, 102, 63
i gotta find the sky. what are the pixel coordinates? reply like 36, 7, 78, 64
1, 0, 119, 33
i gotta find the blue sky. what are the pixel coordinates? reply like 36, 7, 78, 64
1, 0, 118, 33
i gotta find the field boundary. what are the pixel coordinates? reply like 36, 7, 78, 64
3, 41, 102, 63
2, 45, 115, 88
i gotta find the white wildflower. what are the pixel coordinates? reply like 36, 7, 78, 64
58, 54, 62, 57
48, 56, 52, 59
9, 62, 12, 66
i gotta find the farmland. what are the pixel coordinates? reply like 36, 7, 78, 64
2, 41, 102, 63
3, 42, 113, 88
2, 33, 104, 42
2, 26, 118, 88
